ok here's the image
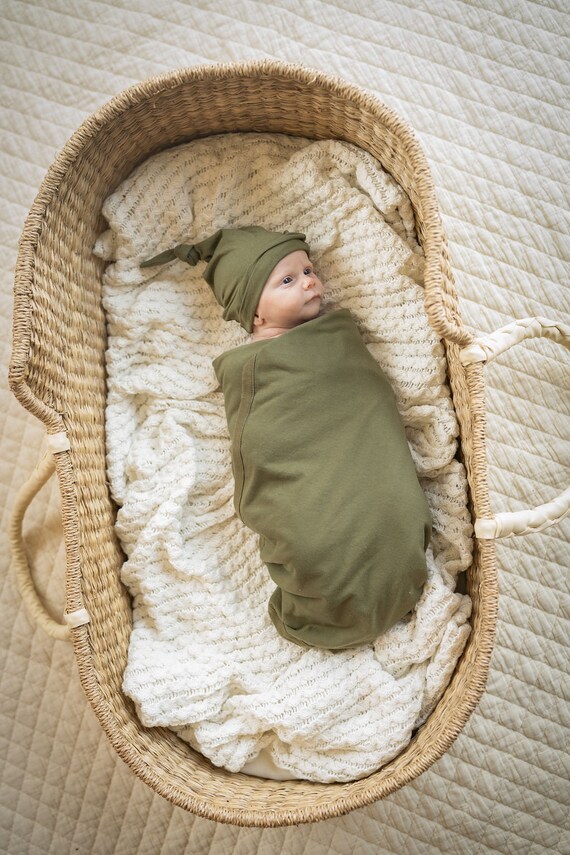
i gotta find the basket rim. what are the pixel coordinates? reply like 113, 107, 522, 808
10, 58, 473, 412
10, 59, 496, 825
69, 537, 498, 829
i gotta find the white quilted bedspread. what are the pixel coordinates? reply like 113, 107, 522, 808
1, 1, 568, 853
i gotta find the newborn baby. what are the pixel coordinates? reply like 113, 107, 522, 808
141, 226, 432, 650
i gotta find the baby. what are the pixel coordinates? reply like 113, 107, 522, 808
250, 248, 324, 340
142, 226, 432, 651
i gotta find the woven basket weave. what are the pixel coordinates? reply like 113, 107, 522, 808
10, 60, 500, 826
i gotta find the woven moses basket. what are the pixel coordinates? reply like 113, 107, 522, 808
10, 60, 569, 827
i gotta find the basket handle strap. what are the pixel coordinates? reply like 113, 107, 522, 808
10, 433, 89, 640
460, 317, 570, 539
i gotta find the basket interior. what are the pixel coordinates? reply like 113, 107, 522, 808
14, 65, 496, 825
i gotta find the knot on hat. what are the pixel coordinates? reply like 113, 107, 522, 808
141, 243, 200, 268
140, 226, 310, 333
173, 244, 201, 265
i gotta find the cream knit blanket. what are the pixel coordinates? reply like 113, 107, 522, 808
95, 132, 473, 784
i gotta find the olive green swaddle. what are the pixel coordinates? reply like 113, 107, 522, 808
212, 308, 432, 650
142, 226, 432, 651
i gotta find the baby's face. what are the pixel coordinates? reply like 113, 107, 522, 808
252, 251, 323, 339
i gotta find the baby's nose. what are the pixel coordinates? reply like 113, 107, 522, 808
303, 273, 314, 289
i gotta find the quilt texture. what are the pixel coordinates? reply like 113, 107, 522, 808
2, 1, 568, 852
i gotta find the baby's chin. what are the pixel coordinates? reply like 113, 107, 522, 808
301, 297, 323, 319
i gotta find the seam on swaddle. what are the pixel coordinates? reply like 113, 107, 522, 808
233, 353, 258, 521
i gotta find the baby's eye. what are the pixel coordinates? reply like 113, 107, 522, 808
304, 267, 313, 275
282, 276, 293, 285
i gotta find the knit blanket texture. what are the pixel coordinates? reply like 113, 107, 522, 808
95, 132, 473, 783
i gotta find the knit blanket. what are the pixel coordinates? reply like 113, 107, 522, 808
95, 132, 473, 783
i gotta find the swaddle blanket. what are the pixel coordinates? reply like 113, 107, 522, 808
95, 132, 473, 783
212, 308, 432, 650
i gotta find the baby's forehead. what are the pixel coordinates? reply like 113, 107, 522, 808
268, 249, 311, 276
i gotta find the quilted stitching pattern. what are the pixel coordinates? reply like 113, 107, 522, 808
1, 0, 568, 852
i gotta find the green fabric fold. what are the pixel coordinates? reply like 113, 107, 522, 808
212, 308, 432, 650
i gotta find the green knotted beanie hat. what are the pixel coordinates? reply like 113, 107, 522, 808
140, 226, 310, 333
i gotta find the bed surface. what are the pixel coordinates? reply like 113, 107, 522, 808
1, 1, 568, 853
